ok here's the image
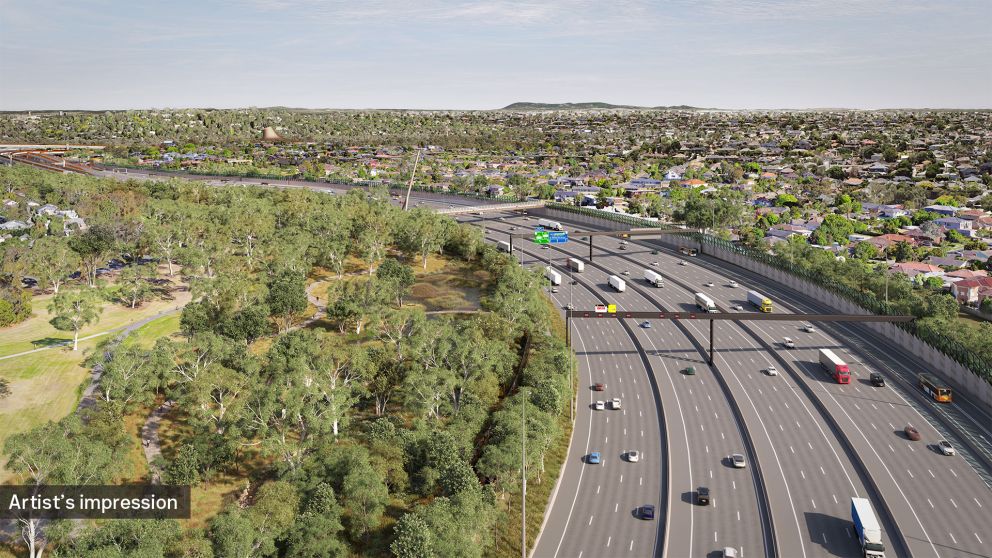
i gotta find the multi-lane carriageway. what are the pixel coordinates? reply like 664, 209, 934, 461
446, 205, 992, 558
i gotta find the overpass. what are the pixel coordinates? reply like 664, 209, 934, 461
435, 200, 545, 215
2, 150, 96, 175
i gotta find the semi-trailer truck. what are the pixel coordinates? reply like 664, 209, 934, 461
537, 218, 564, 231
746, 290, 773, 312
819, 349, 851, 384
851, 497, 885, 558
644, 269, 664, 287
544, 267, 562, 286
694, 292, 717, 313
568, 257, 585, 272
609, 275, 626, 292
497, 240, 511, 253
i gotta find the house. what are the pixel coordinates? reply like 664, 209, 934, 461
945, 269, 989, 280
926, 256, 969, 269
866, 234, 916, 250
934, 216, 972, 233
923, 205, 958, 216
950, 277, 992, 304
0, 220, 30, 231
889, 262, 943, 278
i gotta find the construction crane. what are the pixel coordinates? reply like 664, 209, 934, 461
402, 148, 422, 211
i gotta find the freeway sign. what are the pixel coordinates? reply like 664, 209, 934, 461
534, 230, 549, 244
594, 305, 608, 313
549, 231, 568, 244
607, 304, 616, 313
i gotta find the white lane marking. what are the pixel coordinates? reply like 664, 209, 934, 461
710, 470, 713, 479
800, 470, 805, 480
977, 533, 984, 544
701, 424, 705, 432
907, 469, 914, 479
624, 428, 627, 436
640, 477, 643, 486
832, 494, 838, 504
607, 536, 612, 547
589, 515, 594, 526
629, 540, 633, 552
820, 466, 826, 475
714, 532, 718, 542
721, 432, 725, 440
888, 444, 895, 453
927, 498, 933, 508
615, 503, 618, 513
807, 441, 813, 450
928, 469, 935, 478
949, 468, 958, 478
811, 498, 816, 509
790, 445, 795, 454
976, 498, 983, 508
605, 437, 608, 445
784, 402, 789, 409
822, 533, 828, 544
737, 510, 741, 521
705, 445, 709, 453
732, 481, 737, 490
619, 475, 622, 483
950, 498, 957, 509
949, 532, 957, 545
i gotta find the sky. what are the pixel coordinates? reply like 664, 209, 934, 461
1, 0, 990, 110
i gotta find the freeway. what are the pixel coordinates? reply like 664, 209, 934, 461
516, 212, 992, 558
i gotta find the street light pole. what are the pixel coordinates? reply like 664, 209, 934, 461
521, 389, 527, 558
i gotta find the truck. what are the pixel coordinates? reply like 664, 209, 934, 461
851, 497, 885, 558
608, 275, 626, 292
544, 266, 562, 286
537, 218, 564, 231
694, 292, 717, 313
819, 349, 851, 384
644, 269, 664, 287
746, 290, 773, 313
568, 257, 585, 272
497, 240, 512, 253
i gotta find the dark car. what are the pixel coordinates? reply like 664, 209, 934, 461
639, 504, 656, 520
683, 366, 696, 376
870, 372, 885, 387
593, 383, 606, 391
904, 425, 922, 441
697, 487, 710, 506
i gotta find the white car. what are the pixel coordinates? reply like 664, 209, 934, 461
594, 401, 605, 411
728, 280, 738, 287
937, 440, 956, 456
801, 324, 815, 333
622, 270, 631, 276
650, 261, 659, 266
732, 304, 744, 311
627, 450, 641, 463
765, 365, 779, 376
730, 453, 746, 468
783, 337, 795, 349
679, 260, 687, 266
705, 281, 714, 287
611, 397, 622, 410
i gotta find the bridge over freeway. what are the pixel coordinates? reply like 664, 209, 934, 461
434, 200, 545, 215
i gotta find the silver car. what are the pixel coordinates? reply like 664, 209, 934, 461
627, 450, 640, 463
937, 440, 956, 456
731, 453, 746, 468
611, 397, 622, 410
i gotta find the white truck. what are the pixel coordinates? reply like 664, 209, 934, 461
644, 269, 664, 287
537, 218, 564, 231
568, 257, 585, 272
695, 292, 717, 313
544, 266, 562, 286
851, 497, 885, 558
497, 240, 512, 253
608, 275, 626, 292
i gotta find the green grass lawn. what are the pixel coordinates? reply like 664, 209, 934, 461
0, 339, 98, 483
0, 289, 191, 358
122, 313, 182, 349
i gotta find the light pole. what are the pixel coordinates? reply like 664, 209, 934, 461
521, 388, 527, 558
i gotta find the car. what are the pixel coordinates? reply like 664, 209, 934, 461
732, 304, 744, 311
904, 425, 921, 441
593, 382, 606, 391
622, 270, 631, 276
705, 281, 714, 287
870, 372, 885, 387
619, 244, 627, 250
723, 548, 740, 558
651, 250, 659, 255
765, 365, 779, 376
587, 452, 601, 464
650, 261, 659, 266
509, 226, 517, 231
498, 217, 505, 221
627, 450, 640, 463
937, 440, 956, 456
683, 366, 696, 375
565, 303, 575, 310
728, 280, 738, 287
551, 287, 559, 293
801, 324, 815, 333
731, 453, 746, 468
782, 337, 795, 349
639, 504, 655, 520
611, 397, 622, 410
696, 486, 710, 506
679, 260, 687, 266
594, 401, 605, 410
641, 321, 652, 328
541, 245, 549, 250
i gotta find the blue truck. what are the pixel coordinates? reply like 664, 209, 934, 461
851, 497, 885, 558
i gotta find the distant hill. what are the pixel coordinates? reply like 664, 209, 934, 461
500, 102, 704, 111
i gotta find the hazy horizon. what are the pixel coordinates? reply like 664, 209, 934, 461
2, 0, 991, 111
